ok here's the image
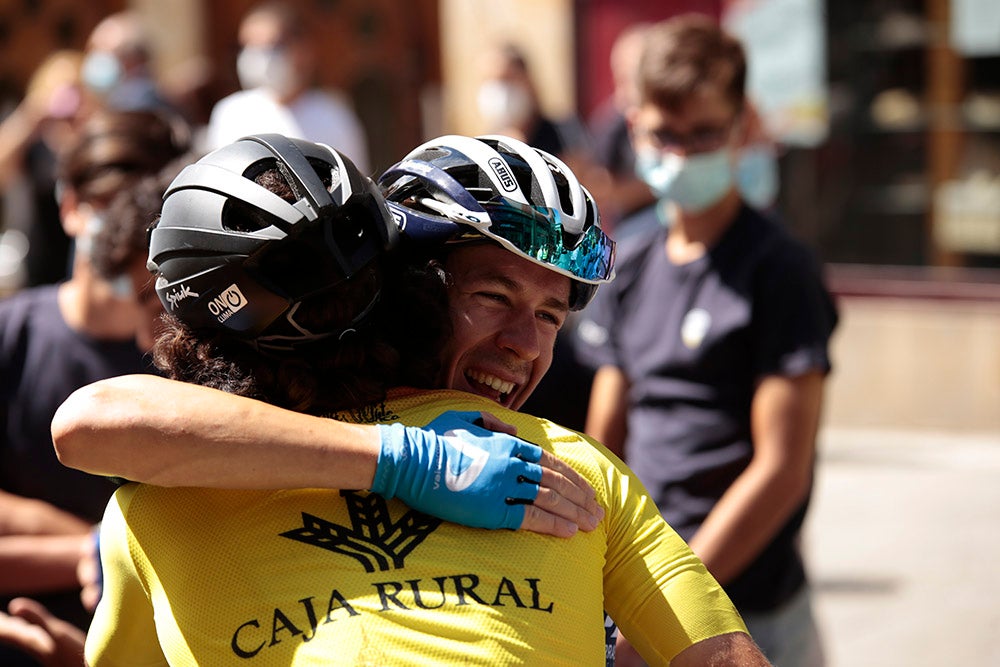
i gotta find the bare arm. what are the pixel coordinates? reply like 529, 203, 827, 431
52, 375, 603, 538
0, 104, 42, 186
0, 535, 90, 596
0, 491, 89, 536
0, 598, 86, 667
52, 374, 380, 491
0, 492, 91, 596
671, 631, 772, 667
584, 365, 630, 458
688, 371, 825, 585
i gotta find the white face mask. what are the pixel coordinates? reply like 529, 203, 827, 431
73, 209, 106, 258
237, 46, 297, 97
635, 147, 734, 213
81, 51, 124, 94
476, 80, 533, 130
736, 144, 780, 209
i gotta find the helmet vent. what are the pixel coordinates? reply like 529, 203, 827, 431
221, 199, 272, 233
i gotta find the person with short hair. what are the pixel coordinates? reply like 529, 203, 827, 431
0, 108, 190, 666
56, 134, 769, 665
578, 15, 838, 666
205, 0, 369, 171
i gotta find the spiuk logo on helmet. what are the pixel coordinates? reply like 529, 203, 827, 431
164, 284, 199, 311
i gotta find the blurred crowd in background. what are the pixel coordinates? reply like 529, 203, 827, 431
0, 1, 997, 666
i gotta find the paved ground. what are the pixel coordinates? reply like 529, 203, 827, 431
804, 427, 1000, 667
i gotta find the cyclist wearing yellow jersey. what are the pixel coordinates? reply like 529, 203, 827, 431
55, 134, 769, 665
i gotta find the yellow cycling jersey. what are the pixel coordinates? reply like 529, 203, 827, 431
86, 389, 746, 666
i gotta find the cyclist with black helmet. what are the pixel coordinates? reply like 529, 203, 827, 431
56, 134, 767, 665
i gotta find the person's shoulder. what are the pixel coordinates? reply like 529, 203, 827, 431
734, 206, 823, 272
609, 212, 665, 281
210, 88, 263, 114
614, 206, 665, 250
298, 88, 355, 113
0, 284, 59, 319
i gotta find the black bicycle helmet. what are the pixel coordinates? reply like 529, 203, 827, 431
378, 134, 615, 310
148, 134, 397, 348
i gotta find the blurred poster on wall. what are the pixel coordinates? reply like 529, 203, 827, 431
950, 0, 1000, 56
722, 0, 828, 147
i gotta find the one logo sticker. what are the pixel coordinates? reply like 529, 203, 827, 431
681, 308, 711, 350
440, 432, 490, 492
488, 157, 517, 192
207, 284, 249, 323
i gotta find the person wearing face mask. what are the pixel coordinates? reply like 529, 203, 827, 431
80, 11, 175, 115
204, 1, 369, 173
474, 43, 588, 160
576, 15, 838, 667
734, 101, 780, 212
473, 44, 599, 438
0, 109, 190, 666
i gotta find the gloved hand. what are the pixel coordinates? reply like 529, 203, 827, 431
372, 411, 542, 529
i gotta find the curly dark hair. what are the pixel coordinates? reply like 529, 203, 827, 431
150, 162, 449, 415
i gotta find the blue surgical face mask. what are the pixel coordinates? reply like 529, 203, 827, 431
81, 52, 124, 94
635, 147, 734, 213
736, 144, 780, 209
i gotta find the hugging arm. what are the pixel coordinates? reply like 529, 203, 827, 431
52, 375, 602, 537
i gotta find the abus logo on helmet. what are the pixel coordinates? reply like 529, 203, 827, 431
207, 284, 249, 323
488, 157, 517, 192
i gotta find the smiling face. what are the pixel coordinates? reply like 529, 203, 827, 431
438, 244, 571, 410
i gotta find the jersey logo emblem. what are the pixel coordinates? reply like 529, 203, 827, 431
681, 307, 711, 350
440, 432, 490, 492
281, 491, 441, 572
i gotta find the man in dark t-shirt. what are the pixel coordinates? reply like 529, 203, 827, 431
577, 16, 837, 667
0, 109, 186, 666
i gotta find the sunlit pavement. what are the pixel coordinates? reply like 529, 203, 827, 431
805, 427, 1000, 667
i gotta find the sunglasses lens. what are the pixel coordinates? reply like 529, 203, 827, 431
478, 201, 615, 284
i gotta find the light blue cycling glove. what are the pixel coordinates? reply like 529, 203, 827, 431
371, 411, 543, 529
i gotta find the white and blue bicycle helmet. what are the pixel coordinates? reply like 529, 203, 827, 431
378, 134, 615, 310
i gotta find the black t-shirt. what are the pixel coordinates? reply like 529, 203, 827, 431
0, 285, 153, 641
576, 206, 838, 611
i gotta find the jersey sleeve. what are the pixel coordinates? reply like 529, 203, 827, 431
85, 485, 167, 667
751, 240, 838, 379
595, 443, 748, 664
